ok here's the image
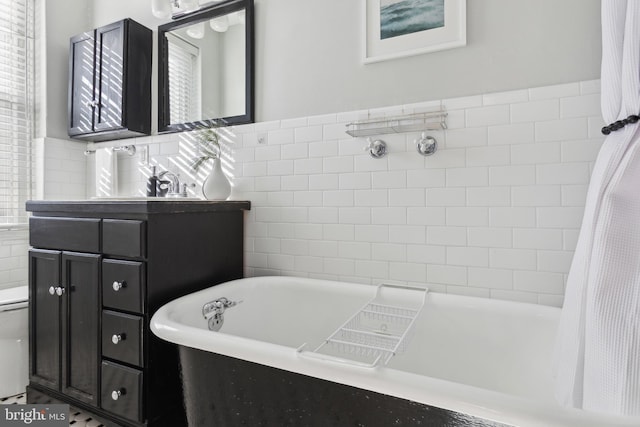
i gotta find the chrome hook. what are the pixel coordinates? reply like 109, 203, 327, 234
364, 138, 387, 159
415, 133, 437, 156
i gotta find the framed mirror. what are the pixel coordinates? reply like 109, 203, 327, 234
158, 0, 254, 132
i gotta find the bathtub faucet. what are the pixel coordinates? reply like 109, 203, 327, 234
202, 297, 239, 319
202, 297, 241, 331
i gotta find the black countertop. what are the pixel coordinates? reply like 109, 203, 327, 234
26, 199, 251, 216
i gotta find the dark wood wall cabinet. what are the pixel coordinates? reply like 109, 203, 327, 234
68, 19, 152, 142
26, 200, 250, 427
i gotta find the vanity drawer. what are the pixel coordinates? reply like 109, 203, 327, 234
29, 217, 101, 252
102, 310, 143, 367
102, 219, 146, 258
102, 259, 144, 313
101, 361, 143, 423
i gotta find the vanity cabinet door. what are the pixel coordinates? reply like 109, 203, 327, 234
28, 250, 101, 407
61, 252, 101, 406
29, 250, 62, 391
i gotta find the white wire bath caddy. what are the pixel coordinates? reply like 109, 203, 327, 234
297, 283, 428, 368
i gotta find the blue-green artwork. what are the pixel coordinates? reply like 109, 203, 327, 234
380, 0, 445, 40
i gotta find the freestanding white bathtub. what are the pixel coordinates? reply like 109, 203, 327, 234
151, 277, 640, 427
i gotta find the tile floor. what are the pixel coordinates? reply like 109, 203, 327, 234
0, 393, 105, 426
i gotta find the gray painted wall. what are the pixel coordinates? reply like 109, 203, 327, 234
37, 0, 92, 139
41, 0, 602, 138
256, 0, 602, 120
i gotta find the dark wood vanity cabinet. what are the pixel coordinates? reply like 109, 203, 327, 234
26, 200, 250, 427
68, 19, 152, 141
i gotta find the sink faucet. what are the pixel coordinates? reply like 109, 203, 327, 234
157, 170, 181, 197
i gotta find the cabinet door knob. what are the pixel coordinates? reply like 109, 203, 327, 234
112, 281, 125, 291
49, 286, 64, 296
111, 389, 125, 400
111, 333, 125, 345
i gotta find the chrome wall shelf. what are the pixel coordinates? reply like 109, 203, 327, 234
345, 110, 447, 138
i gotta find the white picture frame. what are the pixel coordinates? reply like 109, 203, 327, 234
364, 0, 466, 64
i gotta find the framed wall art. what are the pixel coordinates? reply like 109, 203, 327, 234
364, 0, 466, 63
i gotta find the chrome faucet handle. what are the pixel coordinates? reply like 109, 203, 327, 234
364, 138, 387, 159
202, 297, 243, 331
202, 297, 242, 319
180, 183, 196, 197
415, 133, 437, 156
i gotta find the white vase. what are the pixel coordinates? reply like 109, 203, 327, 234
202, 158, 231, 200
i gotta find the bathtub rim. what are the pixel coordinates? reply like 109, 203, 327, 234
150, 276, 640, 427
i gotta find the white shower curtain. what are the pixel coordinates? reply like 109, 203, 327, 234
553, 0, 640, 416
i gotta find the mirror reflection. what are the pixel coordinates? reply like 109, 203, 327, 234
167, 10, 245, 123
158, 0, 254, 131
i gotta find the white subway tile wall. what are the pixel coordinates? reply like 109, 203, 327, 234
0, 138, 87, 291
0, 230, 29, 291
109, 80, 604, 306
37, 138, 88, 201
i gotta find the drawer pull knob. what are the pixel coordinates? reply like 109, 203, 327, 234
111, 333, 125, 345
49, 286, 64, 296
111, 388, 125, 401
112, 281, 125, 291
